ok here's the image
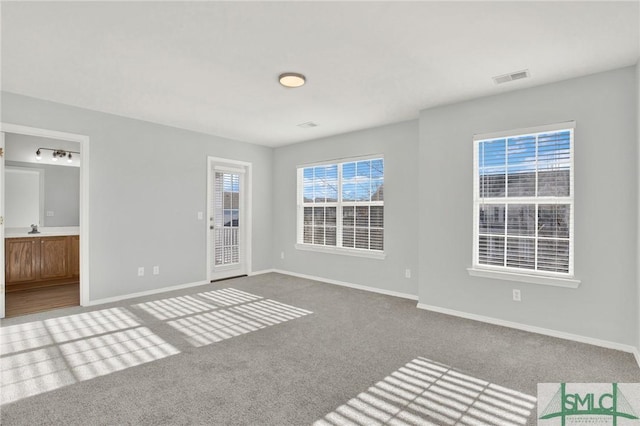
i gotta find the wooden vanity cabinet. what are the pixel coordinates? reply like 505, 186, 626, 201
70, 236, 80, 278
39, 236, 70, 280
5, 235, 79, 291
5, 238, 38, 283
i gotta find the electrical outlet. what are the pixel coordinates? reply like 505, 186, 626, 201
280, 252, 285, 259
197, 211, 203, 220
513, 289, 521, 302
46, 211, 54, 217
153, 266, 159, 275
138, 267, 145, 277
405, 269, 411, 278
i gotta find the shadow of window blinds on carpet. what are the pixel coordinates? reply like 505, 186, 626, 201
1, 288, 312, 405
133, 288, 313, 347
314, 357, 537, 426
0, 307, 179, 405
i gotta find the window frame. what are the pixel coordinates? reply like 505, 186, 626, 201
296, 155, 385, 260
469, 122, 580, 288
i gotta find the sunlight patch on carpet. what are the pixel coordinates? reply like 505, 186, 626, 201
134, 288, 313, 347
133, 288, 263, 320
168, 298, 313, 347
0, 307, 179, 405
314, 357, 537, 426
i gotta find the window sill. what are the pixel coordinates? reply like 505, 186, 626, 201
295, 243, 386, 260
467, 267, 580, 288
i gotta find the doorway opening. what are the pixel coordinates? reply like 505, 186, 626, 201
1, 124, 90, 318
207, 157, 252, 282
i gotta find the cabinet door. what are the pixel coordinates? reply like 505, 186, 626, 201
70, 236, 80, 277
5, 238, 38, 283
40, 236, 70, 280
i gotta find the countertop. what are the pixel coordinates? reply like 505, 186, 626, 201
5, 227, 80, 238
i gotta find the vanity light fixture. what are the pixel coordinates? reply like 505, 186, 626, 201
279, 72, 306, 88
35, 147, 80, 163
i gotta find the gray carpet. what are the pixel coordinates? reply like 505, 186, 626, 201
1, 272, 638, 425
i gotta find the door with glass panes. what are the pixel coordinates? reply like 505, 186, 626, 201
208, 160, 248, 281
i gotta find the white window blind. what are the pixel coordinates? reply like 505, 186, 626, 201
473, 123, 574, 277
297, 157, 384, 253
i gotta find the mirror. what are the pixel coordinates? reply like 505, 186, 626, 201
5, 167, 44, 227
5, 133, 80, 229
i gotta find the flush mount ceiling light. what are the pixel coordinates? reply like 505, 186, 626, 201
278, 72, 306, 88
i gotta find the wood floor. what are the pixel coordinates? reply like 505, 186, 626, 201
5, 283, 79, 318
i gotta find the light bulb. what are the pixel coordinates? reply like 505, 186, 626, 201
67, 153, 73, 163
52, 152, 58, 161
36, 149, 42, 160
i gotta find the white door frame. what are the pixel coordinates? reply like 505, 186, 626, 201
206, 156, 252, 282
0, 123, 90, 314
0, 132, 4, 318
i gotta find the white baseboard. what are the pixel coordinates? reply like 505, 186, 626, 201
81, 270, 640, 370
249, 269, 275, 276
272, 269, 418, 301
417, 303, 639, 359
634, 348, 640, 370
87, 270, 276, 306
87, 280, 209, 306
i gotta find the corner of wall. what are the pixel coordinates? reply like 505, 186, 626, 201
268, 144, 277, 271
636, 60, 640, 361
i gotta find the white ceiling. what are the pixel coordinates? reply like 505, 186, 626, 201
2, 1, 638, 147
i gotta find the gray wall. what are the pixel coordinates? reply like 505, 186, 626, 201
3, 66, 638, 350
2, 92, 273, 301
637, 61, 640, 351
273, 120, 419, 297
419, 67, 639, 346
6, 160, 80, 227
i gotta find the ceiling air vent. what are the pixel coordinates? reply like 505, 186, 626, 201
297, 121, 318, 128
493, 69, 530, 85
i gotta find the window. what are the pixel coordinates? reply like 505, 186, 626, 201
472, 123, 575, 282
297, 157, 384, 257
